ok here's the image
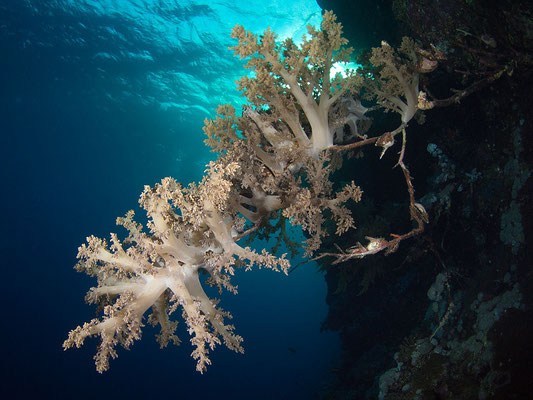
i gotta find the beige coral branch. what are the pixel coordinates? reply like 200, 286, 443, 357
230, 10, 360, 155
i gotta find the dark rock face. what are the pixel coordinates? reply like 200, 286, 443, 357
317, 1, 533, 398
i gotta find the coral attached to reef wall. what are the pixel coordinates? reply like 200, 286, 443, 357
65, 11, 437, 372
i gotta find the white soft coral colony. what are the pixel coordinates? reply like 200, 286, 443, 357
64, 10, 430, 373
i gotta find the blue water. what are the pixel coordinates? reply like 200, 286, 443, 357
0, 1, 338, 398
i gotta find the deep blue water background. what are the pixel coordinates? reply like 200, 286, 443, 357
0, 1, 339, 399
